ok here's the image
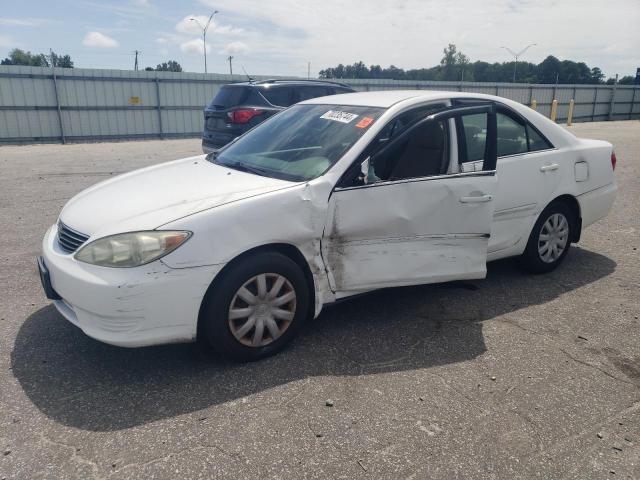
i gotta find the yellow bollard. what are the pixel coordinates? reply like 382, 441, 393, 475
567, 99, 575, 126
531, 99, 537, 111
550, 99, 558, 122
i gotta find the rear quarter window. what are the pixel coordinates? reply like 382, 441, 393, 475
528, 125, 553, 151
296, 86, 331, 101
260, 87, 296, 107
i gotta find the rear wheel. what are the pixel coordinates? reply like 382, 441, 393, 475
200, 252, 310, 362
520, 201, 574, 274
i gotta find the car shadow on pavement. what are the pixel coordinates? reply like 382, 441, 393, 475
12, 246, 615, 432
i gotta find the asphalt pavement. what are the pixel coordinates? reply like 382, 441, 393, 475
1, 121, 639, 479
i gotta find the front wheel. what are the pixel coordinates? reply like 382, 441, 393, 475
519, 201, 574, 274
200, 252, 310, 362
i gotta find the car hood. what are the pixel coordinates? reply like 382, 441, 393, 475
59, 155, 297, 238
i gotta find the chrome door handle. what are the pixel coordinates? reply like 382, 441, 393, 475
540, 163, 559, 172
460, 194, 493, 203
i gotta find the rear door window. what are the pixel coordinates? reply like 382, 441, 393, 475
459, 113, 488, 162
260, 87, 296, 107
453, 99, 555, 161
496, 112, 528, 156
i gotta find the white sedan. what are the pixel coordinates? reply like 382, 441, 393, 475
39, 90, 617, 361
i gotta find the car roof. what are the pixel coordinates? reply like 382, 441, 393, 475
299, 90, 519, 108
300, 89, 577, 148
298, 90, 445, 107
225, 79, 352, 88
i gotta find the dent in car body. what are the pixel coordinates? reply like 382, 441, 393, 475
161, 178, 337, 317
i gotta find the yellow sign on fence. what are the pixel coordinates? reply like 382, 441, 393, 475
128, 96, 141, 105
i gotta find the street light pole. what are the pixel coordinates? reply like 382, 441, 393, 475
501, 43, 537, 83
191, 10, 218, 74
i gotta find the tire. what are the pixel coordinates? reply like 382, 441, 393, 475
200, 252, 310, 362
519, 201, 575, 274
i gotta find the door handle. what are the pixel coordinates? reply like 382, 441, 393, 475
459, 194, 493, 203
540, 163, 559, 172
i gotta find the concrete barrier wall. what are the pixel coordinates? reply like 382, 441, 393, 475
1, 65, 638, 144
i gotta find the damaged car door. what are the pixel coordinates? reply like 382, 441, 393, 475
322, 104, 498, 293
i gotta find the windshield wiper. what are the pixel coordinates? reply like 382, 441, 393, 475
222, 161, 271, 177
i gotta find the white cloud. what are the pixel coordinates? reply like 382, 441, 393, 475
82, 31, 119, 48
0, 34, 14, 48
0, 18, 49, 27
213, 24, 244, 35
180, 39, 211, 54
175, 15, 243, 36
133, 0, 150, 6
220, 41, 249, 55
198, 0, 640, 78
176, 15, 205, 35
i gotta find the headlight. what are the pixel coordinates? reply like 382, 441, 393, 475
75, 231, 191, 268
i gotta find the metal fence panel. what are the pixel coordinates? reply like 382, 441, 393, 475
0, 65, 638, 144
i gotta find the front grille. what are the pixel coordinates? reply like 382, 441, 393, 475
57, 222, 89, 254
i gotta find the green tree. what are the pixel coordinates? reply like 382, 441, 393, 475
0, 48, 73, 68
155, 60, 182, 72
1, 48, 49, 66
50, 51, 74, 68
538, 55, 561, 83
618, 75, 635, 85
369, 64, 382, 78
590, 67, 605, 84
559, 60, 591, 84
440, 43, 469, 81
318, 47, 612, 85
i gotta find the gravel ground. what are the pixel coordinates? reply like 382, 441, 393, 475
1, 121, 639, 479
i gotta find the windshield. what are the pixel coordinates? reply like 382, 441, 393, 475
209, 104, 385, 181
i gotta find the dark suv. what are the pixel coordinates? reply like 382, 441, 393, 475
201, 79, 355, 152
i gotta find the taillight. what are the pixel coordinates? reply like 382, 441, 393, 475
611, 151, 617, 171
227, 109, 263, 124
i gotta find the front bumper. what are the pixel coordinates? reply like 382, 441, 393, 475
40, 224, 223, 347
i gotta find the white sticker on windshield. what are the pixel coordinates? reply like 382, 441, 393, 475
320, 110, 359, 123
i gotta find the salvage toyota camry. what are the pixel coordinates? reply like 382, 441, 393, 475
39, 90, 617, 361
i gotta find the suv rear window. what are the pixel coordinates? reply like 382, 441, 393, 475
208, 86, 251, 109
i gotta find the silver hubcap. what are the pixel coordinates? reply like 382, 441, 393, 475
228, 273, 297, 347
538, 213, 569, 263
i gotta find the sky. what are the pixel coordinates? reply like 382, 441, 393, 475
0, 0, 638, 78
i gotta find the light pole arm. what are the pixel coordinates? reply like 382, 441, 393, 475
190, 11, 218, 74
515, 43, 537, 58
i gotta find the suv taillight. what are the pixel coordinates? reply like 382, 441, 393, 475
227, 109, 263, 124
611, 151, 617, 171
